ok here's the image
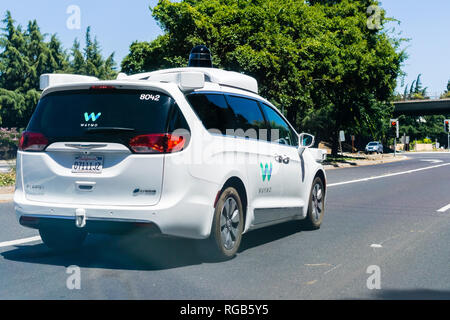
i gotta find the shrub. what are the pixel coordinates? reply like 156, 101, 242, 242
0, 167, 15, 186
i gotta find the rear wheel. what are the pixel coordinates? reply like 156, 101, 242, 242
204, 187, 244, 260
39, 228, 87, 252
301, 177, 325, 230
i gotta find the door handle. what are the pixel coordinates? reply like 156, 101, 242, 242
283, 157, 290, 164
274, 155, 283, 163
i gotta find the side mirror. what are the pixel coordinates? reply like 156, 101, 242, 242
298, 133, 315, 156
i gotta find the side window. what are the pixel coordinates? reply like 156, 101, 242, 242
167, 103, 190, 133
225, 95, 267, 140
260, 103, 298, 146
186, 93, 234, 134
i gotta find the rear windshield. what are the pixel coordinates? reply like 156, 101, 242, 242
368, 142, 378, 146
27, 89, 188, 144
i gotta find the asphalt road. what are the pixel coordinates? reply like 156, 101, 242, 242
0, 152, 449, 300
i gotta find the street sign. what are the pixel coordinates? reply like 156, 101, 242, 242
406, 136, 410, 144
339, 131, 345, 142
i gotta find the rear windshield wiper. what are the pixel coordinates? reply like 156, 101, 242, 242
85, 127, 136, 134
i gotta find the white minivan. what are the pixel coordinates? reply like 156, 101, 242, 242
14, 66, 327, 260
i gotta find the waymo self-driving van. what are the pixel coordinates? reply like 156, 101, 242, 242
14, 48, 327, 259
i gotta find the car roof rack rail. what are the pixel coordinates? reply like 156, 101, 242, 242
40, 67, 259, 94
40, 74, 99, 90
126, 67, 259, 94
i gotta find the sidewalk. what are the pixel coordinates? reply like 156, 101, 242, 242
0, 159, 15, 173
0, 159, 16, 200
323, 153, 409, 170
0, 186, 14, 201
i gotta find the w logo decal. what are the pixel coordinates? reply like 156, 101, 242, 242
84, 112, 102, 122
260, 163, 273, 182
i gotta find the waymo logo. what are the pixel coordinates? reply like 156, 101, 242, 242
84, 112, 102, 122
260, 163, 273, 182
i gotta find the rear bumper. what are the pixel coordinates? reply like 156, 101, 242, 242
19, 215, 161, 235
14, 185, 217, 239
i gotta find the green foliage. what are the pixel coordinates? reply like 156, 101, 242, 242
418, 138, 432, 144
68, 27, 117, 79
122, 0, 405, 154
0, 12, 117, 128
441, 80, 450, 99
397, 76, 449, 144
0, 166, 15, 186
396, 74, 429, 101
398, 114, 449, 146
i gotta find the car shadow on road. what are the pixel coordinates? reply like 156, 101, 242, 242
1, 232, 204, 271
239, 220, 312, 253
1, 220, 308, 271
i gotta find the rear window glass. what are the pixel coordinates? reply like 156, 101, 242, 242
27, 89, 187, 143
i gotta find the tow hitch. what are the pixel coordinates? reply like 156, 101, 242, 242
75, 208, 87, 228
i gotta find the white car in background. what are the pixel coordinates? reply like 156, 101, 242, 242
14, 65, 327, 260
365, 141, 384, 154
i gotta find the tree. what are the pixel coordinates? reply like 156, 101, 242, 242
398, 76, 449, 145
0, 12, 47, 127
122, 0, 405, 154
69, 27, 117, 79
0, 13, 117, 128
397, 74, 430, 101
441, 80, 450, 99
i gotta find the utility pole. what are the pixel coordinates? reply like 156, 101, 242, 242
445, 120, 450, 151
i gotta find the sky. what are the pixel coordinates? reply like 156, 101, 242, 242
0, 0, 449, 97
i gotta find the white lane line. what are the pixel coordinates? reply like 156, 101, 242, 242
437, 203, 450, 213
328, 163, 450, 188
421, 159, 443, 164
0, 236, 41, 248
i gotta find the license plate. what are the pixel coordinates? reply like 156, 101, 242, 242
72, 156, 103, 174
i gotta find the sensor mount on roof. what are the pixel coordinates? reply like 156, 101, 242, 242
188, 45, 213, 68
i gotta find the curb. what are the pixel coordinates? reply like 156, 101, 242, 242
324, 155, 409, 170
0, 193, 13, 201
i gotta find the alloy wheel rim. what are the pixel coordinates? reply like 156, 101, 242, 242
220, 197, 240, 250
311, 183, 323, 222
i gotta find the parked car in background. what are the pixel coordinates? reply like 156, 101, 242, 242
365, 141, 383, 154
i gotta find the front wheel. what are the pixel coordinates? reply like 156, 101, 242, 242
39, 228, 87, 252
301, 177, 325, 230
204, 187, 244, 260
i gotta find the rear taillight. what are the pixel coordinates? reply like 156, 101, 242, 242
90, 85, 116, 90
18, 132, 49, 152
129, 134, 185, 154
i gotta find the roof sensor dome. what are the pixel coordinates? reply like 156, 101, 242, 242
188, 45, 213, 68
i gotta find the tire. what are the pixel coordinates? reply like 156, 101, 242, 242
301, 177, 325, 230
39, 227, 87, 252
204, 187, 244, 260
